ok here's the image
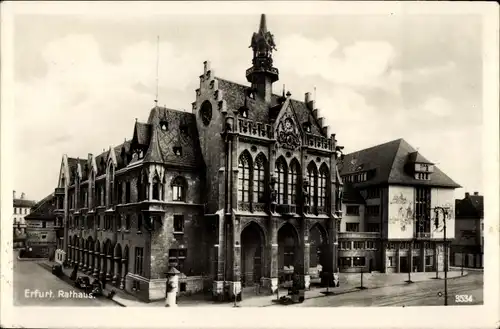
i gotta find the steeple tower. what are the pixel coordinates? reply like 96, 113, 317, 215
246, 14, 279, 104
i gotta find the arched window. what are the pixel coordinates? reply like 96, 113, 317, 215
172, 176, 186, 201
318, 165, 328, 208
288, 160, 299, 205
253, 154, 266, 203
275, 158, 287, 204
307, 162, 318, 208
238, 152, 251, 202
152, 176, 160, 200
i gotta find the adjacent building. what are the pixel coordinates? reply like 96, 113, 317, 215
337, 138, 461, 274
53, 14, 344, 302
12, 191, 36, 249
451, 192, 484, 268
24, 193, 62, 259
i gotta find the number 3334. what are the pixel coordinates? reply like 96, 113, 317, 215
455, 295, 473, 303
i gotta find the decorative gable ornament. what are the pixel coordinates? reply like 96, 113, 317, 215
276, 113, 301, 150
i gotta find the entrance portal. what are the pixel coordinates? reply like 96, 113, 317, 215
278, 223, 299, 283
241, 222, 265, 287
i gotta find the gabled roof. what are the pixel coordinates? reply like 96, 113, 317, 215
67, 157, 88, 183
338, 138, 461, 188
132, 121, 152, 146
144, 106, 204, 168
25, 193, 55, 220
215, 77, 326, 136
456, 194, 484, 219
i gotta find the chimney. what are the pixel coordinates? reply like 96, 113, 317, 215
305, 92, 315, 111
21, 192, 25, 200
473, 192, 479, 196
465, 192, 470, 198
13, 190, 16, 199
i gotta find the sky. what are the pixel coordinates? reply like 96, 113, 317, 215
10, 6, 484, 202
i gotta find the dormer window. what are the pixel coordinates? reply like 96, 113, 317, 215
173, 147, 182, 156
180, 124, 188, 135
303, 122, 311, 133
241, 109, 248, 118
160, 121, 168, 131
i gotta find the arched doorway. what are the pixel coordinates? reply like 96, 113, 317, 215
278, 223, 299, 282
241, 222, 265, 287
309, 224, 328, 276
113, 244, 122, 286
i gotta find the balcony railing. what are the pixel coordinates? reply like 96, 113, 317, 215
304, 133, 333, 151
276, 204, 296, 215
237, 201, 267, 213
245, 66, 279, 77
238, 118, 274, 139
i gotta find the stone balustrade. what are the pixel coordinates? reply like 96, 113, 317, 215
238, 118, 274, 139
305, 133, 333, 151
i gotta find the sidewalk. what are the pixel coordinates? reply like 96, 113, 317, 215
38, 259, 468, 308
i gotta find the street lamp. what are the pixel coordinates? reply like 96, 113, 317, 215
433, 206, 450, 306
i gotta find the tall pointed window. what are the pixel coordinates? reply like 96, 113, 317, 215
172, 176, 186, 202
253, 154, 266, 203
238, 152, 251, 202
318, 165, 328, 208
275, 158, 287, 204
308, 162, 318, 208
288, 160, 299, 205
152, 176, 160, 200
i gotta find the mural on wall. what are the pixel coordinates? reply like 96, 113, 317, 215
389, 192, 414, 232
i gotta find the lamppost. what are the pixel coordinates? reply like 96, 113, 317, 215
433, 206, 450, 306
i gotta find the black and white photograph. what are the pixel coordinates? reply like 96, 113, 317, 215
1, 1, 498, 328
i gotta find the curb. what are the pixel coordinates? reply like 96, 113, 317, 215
17, 256, 48, 261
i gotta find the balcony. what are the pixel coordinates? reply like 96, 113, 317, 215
238, 118, 274, 139
245, 66, 279, 78
415, 232, 431, 239
304, 133, 333, 151
276, 204, 296, 216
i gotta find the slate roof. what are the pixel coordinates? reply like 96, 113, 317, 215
342, 183, 365, 204
215, 77, 326, 136
25, 193, 55, 220
456, 194, 484, 219
144, 106, 204, 168
67, 157, 88, 183
338, 138, 461, 188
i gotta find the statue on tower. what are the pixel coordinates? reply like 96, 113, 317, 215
249, 14, 277, 59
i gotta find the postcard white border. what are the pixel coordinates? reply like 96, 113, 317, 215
1, 1, 498, 328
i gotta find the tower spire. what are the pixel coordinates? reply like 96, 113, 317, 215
259, 14, 267, 34
246, 14, 279, 104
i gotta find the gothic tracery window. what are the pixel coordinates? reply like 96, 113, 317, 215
275, 158, 287, 204
172, 176, 186, 202
308, 162, 318, 208
288, 160, 299, 205
318, 165, 328, 208
238, 152, 251, 202
253, 154, 266, 203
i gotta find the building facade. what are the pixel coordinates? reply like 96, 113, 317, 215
337, 139, 460, 274
53, 14, 344, 302
23, 193, 61, 259
12, 191, 36, 249
451, 192, 483, 268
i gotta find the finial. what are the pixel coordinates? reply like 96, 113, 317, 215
135, 118, 138, 122
259, 14, 267, 34
286, 91, 291, 97
282, 84, 285, 97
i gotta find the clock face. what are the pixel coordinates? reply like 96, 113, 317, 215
200, 101, 212, 126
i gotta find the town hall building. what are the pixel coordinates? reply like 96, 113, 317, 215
53, 14, 344, 302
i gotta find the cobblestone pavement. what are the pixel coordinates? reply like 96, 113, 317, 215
13, 257, 118, 307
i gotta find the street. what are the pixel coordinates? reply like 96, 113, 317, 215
293, 272, 483, 307
13, 256, 117, 307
